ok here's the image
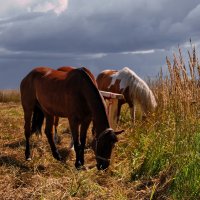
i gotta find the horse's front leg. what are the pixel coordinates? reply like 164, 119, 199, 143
45, 115, 62, 161
69, 117, 82, 169
130, 103, 136, 123
53, 116, 61, 144
117, 102, 123, 122
79, 117, 91, 166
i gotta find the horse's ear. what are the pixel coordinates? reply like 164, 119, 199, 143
115, 130, 125, 135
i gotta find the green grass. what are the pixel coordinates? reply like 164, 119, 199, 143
125, 105, 200, 199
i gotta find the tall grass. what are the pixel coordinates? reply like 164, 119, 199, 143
128, 43, 200, 199
0, 90, 20, 102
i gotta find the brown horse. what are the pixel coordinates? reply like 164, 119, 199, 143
56, 66, 97, 135
20, 67, 123, 170
31, 66, 97, 145
31, 66, 75, 143
96, 67, 157, 122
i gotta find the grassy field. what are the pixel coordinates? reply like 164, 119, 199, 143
0, 45, 200, 199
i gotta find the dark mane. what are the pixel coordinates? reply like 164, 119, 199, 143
78, 67, 109, 128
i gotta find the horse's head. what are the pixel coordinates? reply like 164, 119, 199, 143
95, 128, 124, 170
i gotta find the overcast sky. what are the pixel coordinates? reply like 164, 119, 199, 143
0, 0, 200, 89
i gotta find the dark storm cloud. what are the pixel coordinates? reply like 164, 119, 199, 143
1, 0, 200, 89
1, 0, 200, 54
0, 12, 45, 25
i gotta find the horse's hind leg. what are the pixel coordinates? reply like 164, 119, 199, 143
31, 103, 44, 135
117, 102, 123, 122
24, 110, 32, 160
45, 115, 62, 161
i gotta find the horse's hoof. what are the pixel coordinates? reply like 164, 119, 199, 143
56, 156, 62, 161
54, 136, 61, 145
75, 161, 83, 169
80, 165, 88, 171
58, 156, 62, 161
54, 153, 62, 161
26, 157, 32, 161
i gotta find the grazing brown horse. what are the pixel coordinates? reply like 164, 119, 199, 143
56, 66, 97, 136
96, 67, 157, 122
20, 67, 123, 169
54, 66, 97, 145
31, 66, 97, 145
31, 66, 75, 143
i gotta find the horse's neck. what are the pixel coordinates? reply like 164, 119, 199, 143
93, 103, 110, 135
84, 89, 110, 134
79, 70, 110, 135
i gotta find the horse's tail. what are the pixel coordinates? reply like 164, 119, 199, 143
31, 103, 44, 136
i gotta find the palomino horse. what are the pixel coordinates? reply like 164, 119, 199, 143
96, 67, 157, 122
20, 67, 123, 170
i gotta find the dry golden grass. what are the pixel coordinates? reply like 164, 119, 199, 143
0, 102, 139, 200
0, 90, 20, 103
154, 44, 200, 119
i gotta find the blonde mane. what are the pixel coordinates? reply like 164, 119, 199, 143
110, 67, 157, 114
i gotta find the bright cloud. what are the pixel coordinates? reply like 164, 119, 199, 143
32, 0, 68, 15
0, 0, 68, 17
55, 0, 69, 15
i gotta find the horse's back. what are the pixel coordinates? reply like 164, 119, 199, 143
96, 69, 117, 91
21, 66, 97, 118
20, 67, 69, 114
21, 67, 53, 88
57, 66, 75, 73
20, 66, 67, 94
58, 66, 97, 86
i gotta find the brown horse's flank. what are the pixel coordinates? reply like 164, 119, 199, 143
20, 67, 120, 170
31, 66, 78, 140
